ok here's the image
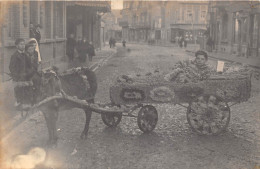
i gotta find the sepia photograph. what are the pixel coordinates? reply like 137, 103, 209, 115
0, 0, 260, 168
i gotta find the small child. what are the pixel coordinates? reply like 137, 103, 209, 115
165, 51, 211, 83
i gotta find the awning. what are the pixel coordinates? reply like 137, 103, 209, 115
170, 24, 207, 31
66, 1, 111, 12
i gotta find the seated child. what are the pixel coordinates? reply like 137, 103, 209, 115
164, 51, 211, 83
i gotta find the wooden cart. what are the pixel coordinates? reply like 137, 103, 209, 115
15, 68, 251, 136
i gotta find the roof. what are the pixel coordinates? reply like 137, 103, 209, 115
66, 1, 111, 12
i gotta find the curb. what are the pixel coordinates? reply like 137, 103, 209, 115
185, 50, 260, 69
127, 42, 199, 48
1, 49, 116, 139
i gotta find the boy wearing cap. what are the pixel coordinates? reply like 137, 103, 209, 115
165, 50, 211, 83
9, 38, 32, 81
9, 39, 35, 107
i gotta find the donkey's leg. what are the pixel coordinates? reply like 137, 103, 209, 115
42, 109, 53, 144
47, 104, 59, 145
80, 108, 92, 139
51, 106, 59, 144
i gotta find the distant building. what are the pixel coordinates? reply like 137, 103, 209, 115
120, 1, 161, 42
165, 1, 208, 43
66, 1, 111, 49
120, 1, 208, 44
102, 9, 122, 41
208, 1, 260, 57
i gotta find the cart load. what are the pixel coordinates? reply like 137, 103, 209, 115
110, 73, 251, 105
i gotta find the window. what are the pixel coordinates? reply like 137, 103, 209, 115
182, 5, 185, 21
222, 13, 228, 41
45, 1, 52, 39
39, 2, 44, 28
54, 2, 64, 38
252, 14, 259, 48
176, 10, 179, 21
30, 1, 38, 25
200, 6, 207, 22
187, 5, 192, 22
234, 17, 239, 43
23, 1, 28, 27
242, 18, 248, 43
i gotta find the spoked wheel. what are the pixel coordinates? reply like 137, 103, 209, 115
101, 112, 122, 127
187, 94, 230, 135
137, 105, 158, 133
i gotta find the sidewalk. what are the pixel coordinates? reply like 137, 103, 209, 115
186, 49, 260, 69
0, 46, 116, 138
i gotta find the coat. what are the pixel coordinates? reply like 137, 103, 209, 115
66, 38, 77, 56
9, 51, 34, 81
34, 30, 41, 45
165, 60, 211, 83
87, 44, 95, 57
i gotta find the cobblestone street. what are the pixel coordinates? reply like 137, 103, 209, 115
1, 44, 260, 169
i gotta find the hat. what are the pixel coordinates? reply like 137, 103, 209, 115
195, 50, 208, 61
15, 38, 25, 45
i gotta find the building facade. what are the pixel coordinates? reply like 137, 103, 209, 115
120, 1, 208, 44
102, 9, 122, 41
120, 1, 162, 42
0, 1, 110, 81
0, 1, 66, 81
208, 1, 260, 57
165, 1, 208, 43
66, 1, 110, 49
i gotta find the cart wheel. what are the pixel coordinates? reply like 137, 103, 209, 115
137, 105, 158, 133
187, 94, 230, 135
101, 112, 122, 127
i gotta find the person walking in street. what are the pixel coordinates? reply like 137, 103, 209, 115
88, 41, 95, 62
206, 36, 213, 52
112, 38, 116, 47
109, 37, 113, 48
66, 34, 77, 62
122, 39, 126, 47
78, 38, 89, 62
179, 36, 184, 48
184, 36, 188, 48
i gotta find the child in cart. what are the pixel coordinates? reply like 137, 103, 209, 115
164, 50, 212, 83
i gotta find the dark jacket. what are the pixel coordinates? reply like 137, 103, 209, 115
34, 30, 41, 45
66, 37, 76, 55
9, 51, 34, 81
88, 44, 95, 56
30, 28, 36, 38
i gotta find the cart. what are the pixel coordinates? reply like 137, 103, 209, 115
14, 67, 251, 136
105, 73, 251, 135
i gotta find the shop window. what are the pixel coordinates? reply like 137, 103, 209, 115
45, 1, 51, 39
39, 2, 44, 28
222, 13, 228, 41
54, 2, 64, 38
242, 18, 248, 43
23, 1, 28, 27
252, 14, 259, 48
234, 18, 240, 43
30, 1, 38, 25
8, 6, 14, 38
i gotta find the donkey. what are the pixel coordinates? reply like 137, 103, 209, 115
17, 67, 97, 145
